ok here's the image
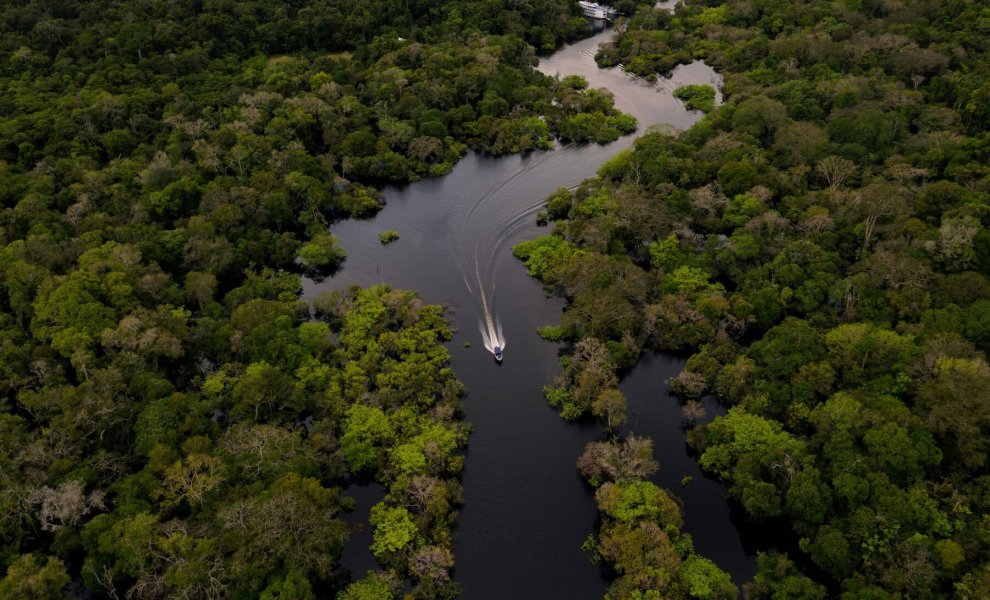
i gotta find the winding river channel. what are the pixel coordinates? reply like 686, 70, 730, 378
305, 29, 769, 599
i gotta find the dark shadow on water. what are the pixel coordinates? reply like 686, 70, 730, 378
335, 481, 385, 587
303, 30, 735, 599
618, 352, 772, 585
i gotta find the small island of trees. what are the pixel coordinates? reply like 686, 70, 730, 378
517, 0, 990, 596
0, 0, 650, 597
2, 0, 989, 598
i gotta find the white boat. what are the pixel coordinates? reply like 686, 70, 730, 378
578, 1, 615, 20
494, 345, 503, 362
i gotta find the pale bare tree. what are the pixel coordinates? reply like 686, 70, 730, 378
30, 479, 105, 532
83, 563, 120, 600
160, 454, 225, 509
816, 155, 856, 196
406, 475, 443, 512
859, 250, 934, 290
192, 139, 226, 175
744, 210, 792, 244
219, 423, 304, 479
842, 183, 909, 251
681, 400, 706, 425
577, 435, 659, 486
65, 194, 92, 226
568, 342, 623, 410
884, 161, 928, 183
938, 216, 980, 266
672, 370, 707, 398
688, 183, 728, 221
410, 545, 454, 582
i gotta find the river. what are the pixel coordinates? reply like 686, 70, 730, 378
305, 29, 761, 599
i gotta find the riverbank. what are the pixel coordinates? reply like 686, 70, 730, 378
305, 27, 758, 598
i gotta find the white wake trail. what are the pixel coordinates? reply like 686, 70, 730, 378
473, 242, 505, 356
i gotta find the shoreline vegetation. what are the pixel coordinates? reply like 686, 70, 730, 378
516, 0, 990, 597
0, 0, 654, 597
1, 0, 987, 598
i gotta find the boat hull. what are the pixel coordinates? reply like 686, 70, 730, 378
578, 1, 615, 19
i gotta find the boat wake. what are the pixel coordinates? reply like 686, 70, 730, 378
456, 146, 594, 361
479, 315, 505, 356
457, 150, 569, 361
471, 243, 506, 358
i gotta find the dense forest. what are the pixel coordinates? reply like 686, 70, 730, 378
4, 0, 990, 597
517, 0, 990, 597
0, 0, 654, 597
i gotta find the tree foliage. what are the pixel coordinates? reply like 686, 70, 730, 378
519, 0, 990, 595
578, 436, 737, 599
0, 0, 653, 593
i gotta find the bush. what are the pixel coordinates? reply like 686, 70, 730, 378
674, 85, 717, 113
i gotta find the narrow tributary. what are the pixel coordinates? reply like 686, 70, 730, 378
305, 28, 763, 599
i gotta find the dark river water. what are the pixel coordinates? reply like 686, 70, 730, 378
305, 29, 762, 599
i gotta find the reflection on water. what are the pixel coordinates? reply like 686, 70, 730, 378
619, 354, 778, 580
536, 33, 722, 132
336, 483, 383, 585
307, 28, 752, 599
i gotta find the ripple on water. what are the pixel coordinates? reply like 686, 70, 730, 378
305, 29, 761, 599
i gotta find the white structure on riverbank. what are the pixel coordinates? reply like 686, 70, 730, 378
578, 1, 616, 20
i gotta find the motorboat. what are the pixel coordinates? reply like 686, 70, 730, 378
494, 345, 503, 362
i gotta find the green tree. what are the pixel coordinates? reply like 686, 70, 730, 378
297, 232, 347, 276
369, 504, 419, 558
260, 570, 315, 600
340, 404, 396, 472
682, 555, 737, 599
592, 388, 628, 431
338, 572, 397, 600
0, 554, 70, 600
